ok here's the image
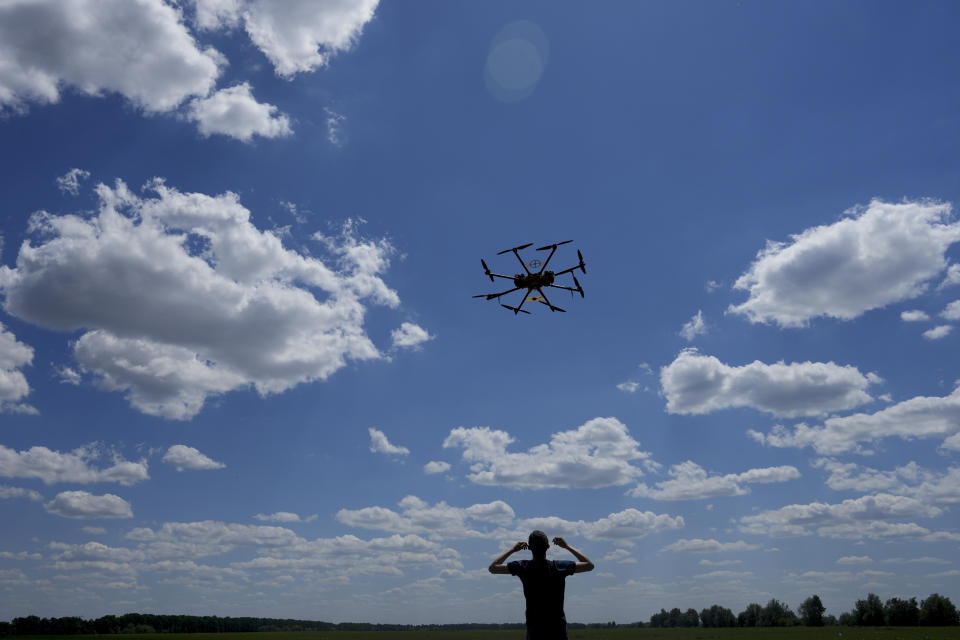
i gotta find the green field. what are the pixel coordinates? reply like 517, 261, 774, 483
21, 629, 960, 640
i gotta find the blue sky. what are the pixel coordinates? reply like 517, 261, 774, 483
2, 0, 960, 625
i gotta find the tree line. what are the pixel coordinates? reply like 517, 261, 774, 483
648, 593, 959, 628
1, 594, 956, 635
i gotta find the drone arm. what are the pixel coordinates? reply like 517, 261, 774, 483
535, 288, 566, 312
511, 249, 532, 275
537, 246, 558, 272
476, 286, 521, 300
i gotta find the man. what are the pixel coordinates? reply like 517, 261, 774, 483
489, 531, 594, 640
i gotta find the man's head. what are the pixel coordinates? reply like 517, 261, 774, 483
528, 530, 549, 559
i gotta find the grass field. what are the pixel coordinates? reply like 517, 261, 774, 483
22, 629, 960, 640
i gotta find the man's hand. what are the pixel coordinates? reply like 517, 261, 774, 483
489, 541, 528, 574
552, 537, 568, 549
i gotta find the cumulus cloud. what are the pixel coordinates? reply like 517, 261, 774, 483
942, 300, 960, 320
187, 83, 292, 141
193, 0, 379, 78
368, 428, 410, 456
0, 179, 400, 419
162, 445, 225, 471
900, 309, 930, 322
0, 322, 35, 414
0, 0, 222, 113
514, 510, 684, 545
660, 538, 761, 553
56, 169, 91, 195
253, 512, 317, 523
738, 493, 945, 540
837, 555, 873, 565
0, 444, 148, 485
661, 349, 877, 418
679, 310, 707, 341
0, 484, 43, 501
423, 461, 450, 474
390, 322, 433, 350
748, 386, 960, 454
629, 461, 799, 500
815, 459, 960, 506
45, 491, 133, 519
923, 325, 952, 340
729, 200, 960, 327
336, 496, 515, 539
616, 381, 643, 393
442, 418, 658, 489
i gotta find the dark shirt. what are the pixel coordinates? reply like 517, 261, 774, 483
508, 559, 577, 640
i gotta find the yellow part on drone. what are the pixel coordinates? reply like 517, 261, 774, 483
526, 296, 545, 302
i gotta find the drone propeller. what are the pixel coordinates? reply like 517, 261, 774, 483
501, 304, 531, 315
573, 275, 584, 298
481, 258, 494, 282
497, 243, 533, 255
577, 249, 586, 274
538, 300, 566, 312
536, 240, 573, 251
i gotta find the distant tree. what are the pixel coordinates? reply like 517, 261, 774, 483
649, 609, 669, 628
761, 599, 797, 626
854, 593, 885, 626
682, 608, 700, 627
738, 603, 763, 627
799, 594, 826, 626
837, 612, 855, 626
701, 604, 736, 627
920, 593, 960, 626
823, 615, 838, 626
885, 597, 920, 626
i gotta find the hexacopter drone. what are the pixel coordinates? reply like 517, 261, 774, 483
473, 240, 586, 314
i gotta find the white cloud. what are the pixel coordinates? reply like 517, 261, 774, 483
336, 496, 511, 539
0, 322, 35, 414
0, 484, 43, 501
616, 381, 643, 393
900, 309, 930, 322
325, 107, 346, 146
368, 428, 410, 456
939, 264, 960, 289
193, 0, 379, 78
162, 445, 225, 471
837, 555, 873, 565
942, 300, 960, 320
729, 200, 960, 327
817, 460, 960, 506
0, 179, 400, 419
442, 417, 658, 489
738, 493, 944, 540
629, 461, 799, 500
602, 549, 636, 563
0, 0, 222, 113
749, 386, 960, 454
45, 491, 133, 519
56, 169, 91, 195
390, 322, 433, 350
679, 310, 707, 341
699, 559, 742, 566
517, 509, 684, 544
661, 349, 877, 417
187, 83, 292, 141
923, 325, 952, 340
423, 461, 450, 474
660, 539, 761, 553
253, 512, 317, 523
56, 365, 82, 385
0, 444, 148, 485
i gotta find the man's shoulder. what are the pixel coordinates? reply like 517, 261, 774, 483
552, 560, 576, 575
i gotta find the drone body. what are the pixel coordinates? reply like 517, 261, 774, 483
474, 241, 586, 314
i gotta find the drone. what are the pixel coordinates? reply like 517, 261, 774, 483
473, 240, 586, 314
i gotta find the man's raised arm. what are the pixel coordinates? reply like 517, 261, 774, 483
489, 541, 527, 574
553, 537, 595, 573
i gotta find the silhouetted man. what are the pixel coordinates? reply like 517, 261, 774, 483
489, 531, 594, 640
